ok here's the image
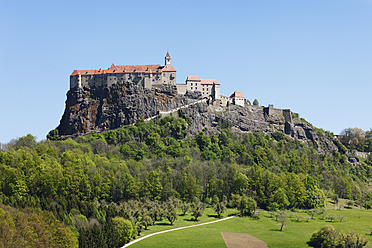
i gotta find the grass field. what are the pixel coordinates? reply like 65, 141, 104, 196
137, 208, 240, 235
131, 207, 372, 248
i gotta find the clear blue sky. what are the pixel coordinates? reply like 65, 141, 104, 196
1, 0, 371, 143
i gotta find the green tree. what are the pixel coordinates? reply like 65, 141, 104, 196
213, 201, 227, 218
112, 217, 133, 246
239, 196, 256, 217
142, 171, 163, 200
253, 99, 259, 106
272, 188, 290, 210
47, 129, 60, 140
165, 205, 178, 225
277, 211, 288, 231
195, 132, 211, 151
191, 201, 205, 221
233, 172, 249, 195
181, 202, 190, 215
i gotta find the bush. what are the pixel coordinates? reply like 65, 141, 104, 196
309, 225, 368, 248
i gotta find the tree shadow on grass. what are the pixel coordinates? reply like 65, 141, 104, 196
183, 218, 198, 222
207, 214, 219, 218
270, 228, 283, 232
155, 222, 172, 226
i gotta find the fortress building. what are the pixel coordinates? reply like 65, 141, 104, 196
70, 52, 223, 100
70, 52, 176, 90
229, 91, 245, 106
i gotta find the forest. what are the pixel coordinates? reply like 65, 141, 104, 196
1, 115, 372, 247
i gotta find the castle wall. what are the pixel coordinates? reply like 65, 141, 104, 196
176, 84, 187, 94
70, 76, 78, 88
213, 85, 220, 100
201, 84, 212, 97
219, 95, 230, 106
186, 79, 200, 91
232, 96, 244, 106
161, 72, 176, 85
283, 109, 293, 123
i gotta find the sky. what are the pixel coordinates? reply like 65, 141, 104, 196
0, 0, 371, 144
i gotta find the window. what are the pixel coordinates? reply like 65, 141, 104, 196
191, 87, 193, 90
207, 88, 209, 91
203, 88, 204, 91
196, 87, 197, 90
191, 83, 193, 86
195, 83, 197, 86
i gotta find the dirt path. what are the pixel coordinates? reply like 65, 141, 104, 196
221, 232, 268, 248
122, 215, 238, 247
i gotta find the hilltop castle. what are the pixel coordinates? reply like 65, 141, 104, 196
70, 53, 227, 101
61, 52, 302, 140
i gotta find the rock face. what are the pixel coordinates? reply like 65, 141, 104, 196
57, 82, 340, 154
58, 83, 194, 137
181, 103, 338, 154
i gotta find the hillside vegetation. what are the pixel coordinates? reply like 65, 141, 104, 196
1, 116, 372, 247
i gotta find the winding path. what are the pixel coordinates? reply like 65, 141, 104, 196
122, 215, 238, 248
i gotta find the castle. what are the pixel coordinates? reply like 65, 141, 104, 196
70, 53, 228, 102
63, 52, 301, 139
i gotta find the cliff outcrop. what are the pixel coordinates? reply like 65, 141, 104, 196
180, 103, 338, 154
56, 82, 340, 154
57, 82, 195, 137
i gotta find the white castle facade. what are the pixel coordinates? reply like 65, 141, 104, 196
70, 53, 245, 105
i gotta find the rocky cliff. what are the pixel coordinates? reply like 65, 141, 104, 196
180, 103, 338, 154
56, 82, 341, 154
57, 82, 198, 137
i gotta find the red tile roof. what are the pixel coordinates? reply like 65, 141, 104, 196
230, 91, 244, 98
186, 75, 201, 81
70, 69, 105, 76
71, 62, 176, 76
106, 64, 163, 73
201, 79, 220, 85
161, 64, 176, 72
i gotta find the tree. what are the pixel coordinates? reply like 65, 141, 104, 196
339, 128, 365, 151
142, 171, 163, 200
195, 132, 211, 151
112, 217, 133, 246
191, 201, 205, 221
165, 206, 178, 225
47, 129, 60, 140
332, 193, 339, 205
181, 202, 190, 215
272, 188, 290, 210
141, 215, 153, 230
233, 172, 249, 195
253, 99, 259, 106
277, 211, 288, 231
213, 201, 227, 218
13, 134, 37, 149
239, 196, 256, 217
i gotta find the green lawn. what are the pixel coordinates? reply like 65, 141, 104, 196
131, 208, 372, 248
138, 208, 239, 235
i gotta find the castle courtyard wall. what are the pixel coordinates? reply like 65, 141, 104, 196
176, 84, 187, 94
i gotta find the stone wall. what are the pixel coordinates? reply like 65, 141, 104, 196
176, 84, 187, 95
70, 71, 177, 90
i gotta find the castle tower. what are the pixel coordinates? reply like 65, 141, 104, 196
165, 52, 171, 65
78, 73, 82, 88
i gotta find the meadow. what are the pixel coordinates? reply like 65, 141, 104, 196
131, 207, 372, 248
